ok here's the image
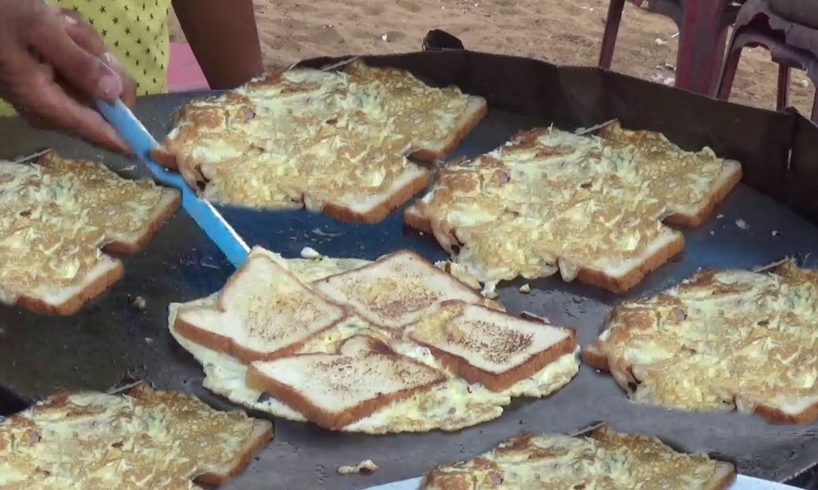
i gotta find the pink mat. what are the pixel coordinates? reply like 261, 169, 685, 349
168, 42, 210, 93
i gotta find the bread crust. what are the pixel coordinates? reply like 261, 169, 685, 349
194, 419, 274, 486
102, 189, 181, 255
404, 204, 434, 234
408, 97, 488, 163
580, 343, 611, 371
413, 324, 577, 392
707, 461, 738, 490
574, 233, 686, 293
321, 170, 430, 223
246, 354, 446, 430
14, 261, 125, 316
752, 401, 818, 425
149, 146, 178, 170
664, 162, 743, 228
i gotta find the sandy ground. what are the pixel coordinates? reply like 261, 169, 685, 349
171, 0, 814, 115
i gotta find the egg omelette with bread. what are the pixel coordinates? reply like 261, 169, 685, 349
586, 260, 818, 424
169, 247, 581, 433
406, 121, 742, 293
157, 59, 487, 224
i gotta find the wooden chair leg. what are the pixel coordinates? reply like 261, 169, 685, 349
599, 0, 627, 69
777, 64, 791, 110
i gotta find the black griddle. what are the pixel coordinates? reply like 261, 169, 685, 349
2, 49, 818, 489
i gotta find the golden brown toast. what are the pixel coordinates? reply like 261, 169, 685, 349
247, 352, 447, 430
312, 250, 488, 329
406, 301, 577, 391
174, 248, 348, 363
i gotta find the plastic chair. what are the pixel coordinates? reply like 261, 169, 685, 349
716, 0, 818, 121
599, 0, 744, 95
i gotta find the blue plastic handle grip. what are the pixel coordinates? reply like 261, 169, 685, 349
95, 99, 250, 269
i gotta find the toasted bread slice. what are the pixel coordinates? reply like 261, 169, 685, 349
160, 60, 486, 224
422, 424, 735, 490
585, 261, 818, 424
0, 152, 179, 315
174, 249, 348, 363
313, 250, 487, 329
247, 352, 447, 430
405, 121, 740, 293
407, 301, 577, 391
0, 383, 272, 489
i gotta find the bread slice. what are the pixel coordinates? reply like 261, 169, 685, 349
422, 424, 736, 490
0, 382, 272, 488
174, 249, 348, 363
247, 352, 447, 430
585, 261, 818, 424
405, 121, 740, 293
313, 250, 487, 329
159, 60, 486, 224
309, 163, 430, 224
407, 301, 577, 391
596, 121, 744, 228
0, 152, 179, 315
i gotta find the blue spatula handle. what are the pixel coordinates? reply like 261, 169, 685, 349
95, 99, 250, 268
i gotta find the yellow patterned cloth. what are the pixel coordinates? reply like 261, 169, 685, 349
0, 0, 172, 116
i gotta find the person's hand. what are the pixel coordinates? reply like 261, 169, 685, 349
0, 0, 137, 153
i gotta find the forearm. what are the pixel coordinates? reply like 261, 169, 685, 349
171, 0, 263, 90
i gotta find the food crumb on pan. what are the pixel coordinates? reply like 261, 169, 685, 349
300, 247, 321, 260
130, 295, 147, 311
717, 214, 724, 219
772, 230, 781, 237
735, 219, 750, 230
519, 283, 531, 293
144, 337, 154, 345
338, 459, 378, 475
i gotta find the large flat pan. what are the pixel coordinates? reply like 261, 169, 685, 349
2, 50, 818, 489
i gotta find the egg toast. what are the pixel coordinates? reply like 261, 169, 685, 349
174, 250, 347, 363
312, 249, 490, 329
406, 301, 576, 391
247, 352, 447, 429
585, 260, 818, 424
405, 121, 742, 292
0, 151, 179, 315
169, 247, 580, 433
156, 59, 487, 223
422, 424, 735, 490
0, 383, 272, 489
